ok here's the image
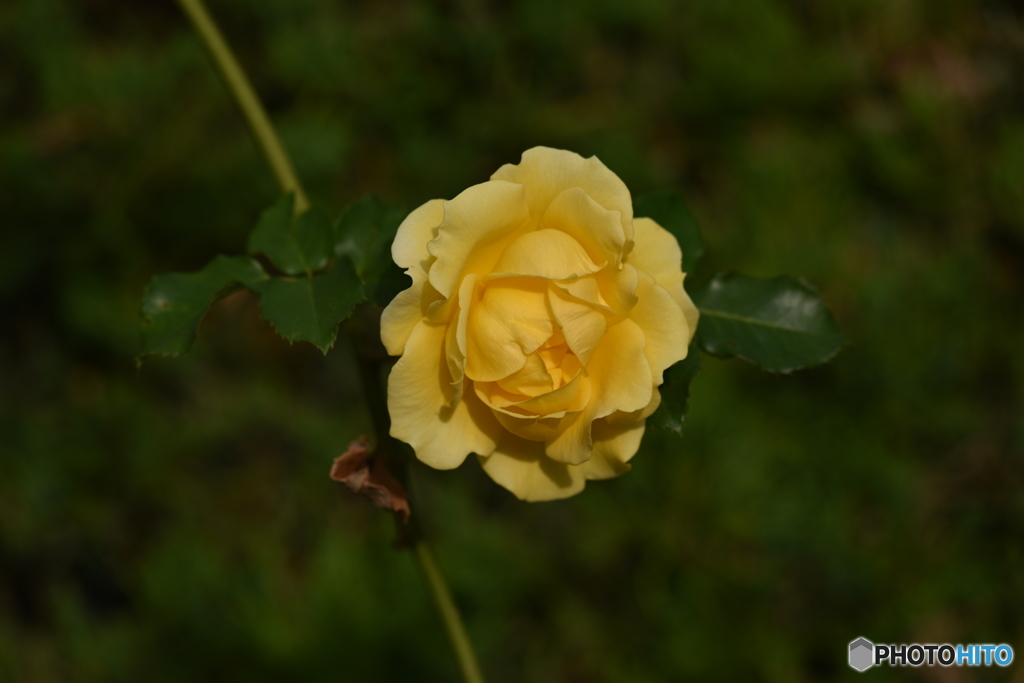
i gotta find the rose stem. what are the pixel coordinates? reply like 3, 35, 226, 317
174, 0, 310, 213
173, 2, 484, 681
413, 542, 486, 683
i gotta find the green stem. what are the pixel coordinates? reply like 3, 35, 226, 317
413, 540, 486, 683
175, 0, 310, 213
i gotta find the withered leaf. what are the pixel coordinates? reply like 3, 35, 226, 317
330, 437, 411, 522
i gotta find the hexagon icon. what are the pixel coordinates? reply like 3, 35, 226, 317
849, 637, 874, 672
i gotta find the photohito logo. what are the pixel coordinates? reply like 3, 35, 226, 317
849, 638, 874, 672
848, 637, 1014, 672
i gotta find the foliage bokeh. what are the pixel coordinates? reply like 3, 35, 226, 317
2, 0, 1023, 680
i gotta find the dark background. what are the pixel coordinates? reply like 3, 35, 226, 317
2, 0, 1023, 680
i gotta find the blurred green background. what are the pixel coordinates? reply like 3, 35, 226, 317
2, 0, 1023, 680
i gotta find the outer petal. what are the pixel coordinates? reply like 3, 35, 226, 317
393, 199, 445, 271
491, 147, 634, 242
627, 217, 682, 285
443, 274, 478, 407
478, 433, 586, 501
628, 271, 690, 384
678, 274, 700, 344
427, 181, 530, 297
606, 387, 661, 424
381, 268, 442, 356
491, 229, 602, 280
582, 317, 654, 417
580, 418, 646, 480
544, 318, 652, 465
445, 320, 464, 406
596, 263, 640, 316
388, 320, 502, 469
539, 187, 626, 267
629, 217, 700, 334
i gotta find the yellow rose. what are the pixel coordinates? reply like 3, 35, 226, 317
380, 147, 699, 501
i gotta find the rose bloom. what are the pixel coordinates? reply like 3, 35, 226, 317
380, 147, 698, 501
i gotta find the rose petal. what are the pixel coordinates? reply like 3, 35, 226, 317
606, 387, 662, 424
596, 263, 640, 316
381, 268, 442, 356
626, 217, 682, 285
426, 181, 530, 298
629, 270, 691, 384
443, 274, 479, 407
628, 217, 700, 333
388, 320, 502, 469
548, 283, 607, 366
540, 187, 626, 268
544, 318, 652, 464
477, 375, 592, 442
478, 432, 585, 501
555, 275, 612, 312
444, 319, 464, 407
490, 229, 602, 281
497, 351, 554, 397
392, 199, 445, 271
491, 146, 634, 243
465, 279, 553, 382
515, 364, 584, 415
579, 418, 646, 481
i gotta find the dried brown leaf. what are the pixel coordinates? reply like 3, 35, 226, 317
330, 437, 411, 522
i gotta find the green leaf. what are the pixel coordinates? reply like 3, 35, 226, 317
334, 196, 408, 306
252, 258, 364, 352
140, 255, 268, 356
692, 272, 846, 373
247, 194, 333, 275
650, 341, 702, 436
292, 207, 334, 271
247, 193, 293, 264
633, 191, 705, 273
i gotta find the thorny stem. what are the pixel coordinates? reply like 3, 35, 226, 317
175, 3, 484, 680
175, 0, 310, 213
